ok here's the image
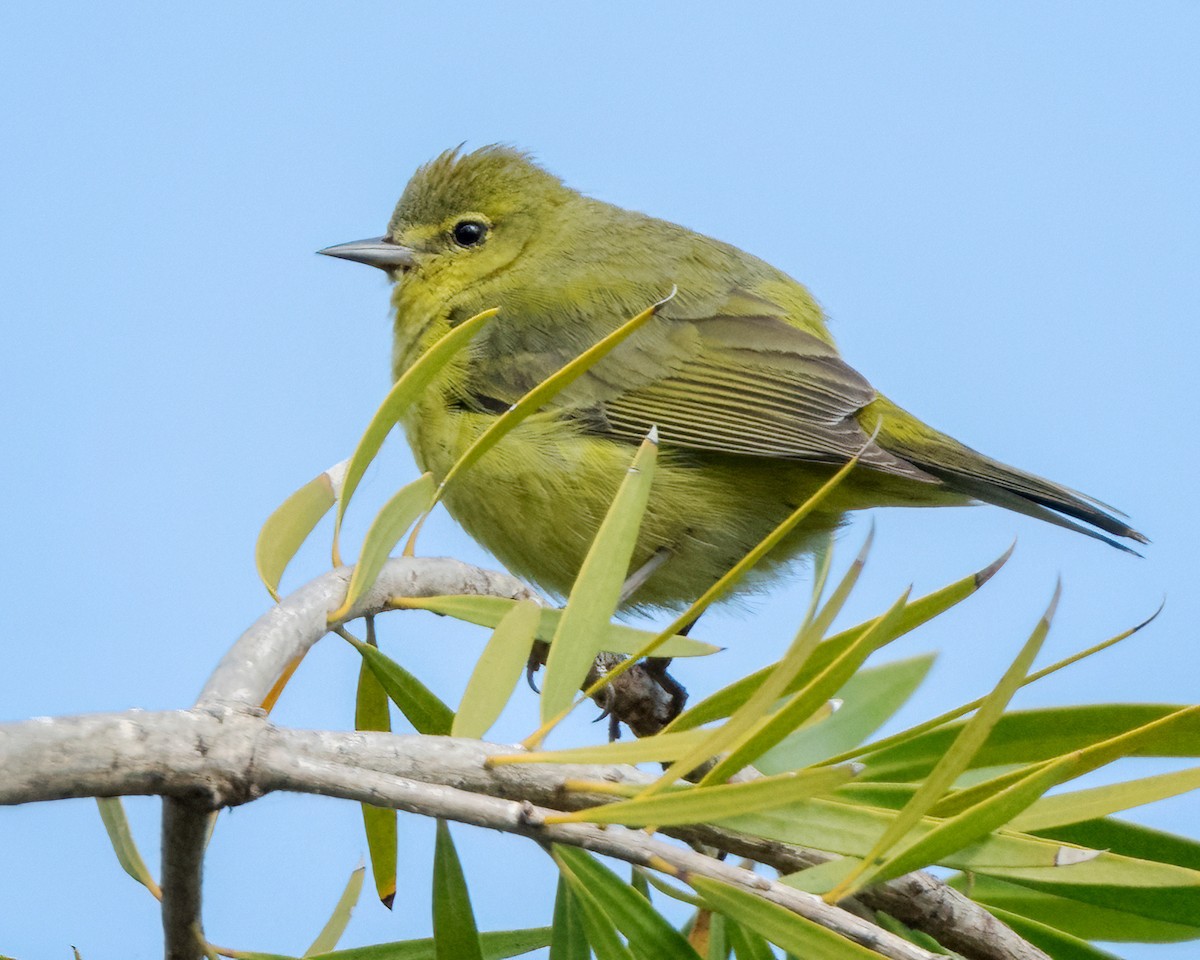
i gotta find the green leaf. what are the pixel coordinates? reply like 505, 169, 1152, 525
829, 583, 1059, 899
1013, 766, 1200, 833
356, 652, 397, 908
949, 873, 1200, 943
553, 846, 698, 960
668, 544, 1008, 733
726, 918, 777, 960
329, 474, 435, 621
757, 655, 935, 774
487, 727, 712, 767
256, 462, 343, 599
343, 635, 453, 734
550, 876, 589, 960
306, 927, 552, 959
690, 875, 880, 959
541, 432, 658, 723
699, 587, 912, 786
643, 540, 882, 792
550, 766, 854, 827
333, 306, 497, 563
715, 794, 1200, 890
433, 821, 483, 960
987, 906, 1125, 960
303, 864, 365, 956
427, 294, 674, 527
95, 797, 161, 899
394, 595, 720, 658
560, 871, 635, 960
452, 599, 542, 739
1034, 816, 1200, 871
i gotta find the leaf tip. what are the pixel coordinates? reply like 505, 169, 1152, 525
975, 539, 1016, 587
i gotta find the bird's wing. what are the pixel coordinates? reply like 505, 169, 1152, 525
465, 288, 936, 482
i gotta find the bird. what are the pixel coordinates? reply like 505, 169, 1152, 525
319, 145, 1145, 612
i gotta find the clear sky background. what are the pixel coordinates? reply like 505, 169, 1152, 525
2, 3, 1197, 958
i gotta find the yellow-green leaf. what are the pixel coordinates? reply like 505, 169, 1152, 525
487, 728, 713, 767
757, 655, 936, 774
690, 876, 879, 959
333, 306, 497, 563
343, 634, 453, 735
548, 766, 855, 827
453, 599, 542, 738
699, 588, 911, 786
420, 293, 675, 538
95, 797, 161, 899
393, 596, 720, 658
356, 653, 397, 908
541, 432, 658, 723
256, 461, 345, 599
553, 846, 698, 960
433, 821, 484, 960
1012, 766, 1200, 833
303, 864, 365, 956
668, 544, 1009, 734
329, 473, 435, 622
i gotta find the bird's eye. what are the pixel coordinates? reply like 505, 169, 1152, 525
452, 220, 487, 247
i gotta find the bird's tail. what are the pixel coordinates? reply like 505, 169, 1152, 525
864, 397, 1148, 553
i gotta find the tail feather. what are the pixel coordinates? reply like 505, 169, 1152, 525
866, 398, 1147, 550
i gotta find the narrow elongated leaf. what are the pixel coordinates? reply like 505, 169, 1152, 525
393, 595, 719, 658
850, 609, 1164, 775
356, 653, 397, 908
1033, 816, 1200, 871
256, 461, 345, 599
522, 446, 873, 755
487, 728, 712, 767
865, 758, 1068, 886
669, 544, 1009, 733
556, 861, 635, 960
700, 588, 911, 786
329, 474, 435, 622
643, 544, 884, 794
690, 876, 880, 959
550, 877, 589, 960
949, 873, 1200, 942
307, 927, 552, 959
862, 703, 1200, 782
542, 432, 658, 723
828, 584, 1059, 899
726, 919, 776, 960
95, 798, 161, 899
1013, 766, 1200, 833
452, 599, 542, 738
343, 635, 453, 734
932, 703, 1200, 819
717, 795, 1200, 888
333, 306, 497, 563
421, 294, 674, 533
758, 655, 935, 774
548, 767, 854, 827
987, 906, 1125, 960
433, 821, 483, 960
553, 846, 697, 960
303, 864, 365, 956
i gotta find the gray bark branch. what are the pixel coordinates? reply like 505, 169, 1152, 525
0, 557, 1048, 960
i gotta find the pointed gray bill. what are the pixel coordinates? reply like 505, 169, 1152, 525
317, 236, 415, 271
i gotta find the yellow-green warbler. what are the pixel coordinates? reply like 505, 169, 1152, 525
321, 146, 1143, 610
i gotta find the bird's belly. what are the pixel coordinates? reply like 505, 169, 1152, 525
401, 403, 851, 610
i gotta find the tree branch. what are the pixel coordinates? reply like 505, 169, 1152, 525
0, 709, 1047, 960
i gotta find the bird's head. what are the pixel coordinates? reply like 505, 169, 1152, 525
319, 145, 571, 293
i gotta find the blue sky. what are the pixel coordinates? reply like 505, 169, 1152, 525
1, 3, 1197, 958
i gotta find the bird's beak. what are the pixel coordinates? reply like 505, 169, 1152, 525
316, 236, 416, 271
